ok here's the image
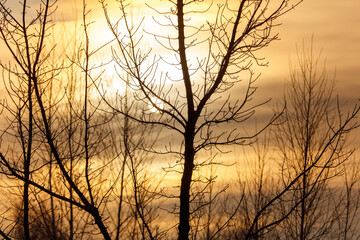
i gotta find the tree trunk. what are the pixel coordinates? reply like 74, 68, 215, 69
23, 171, 30, 240
178, 130, 195, 240
23, 74, 33, 240
92, 207, 112, 240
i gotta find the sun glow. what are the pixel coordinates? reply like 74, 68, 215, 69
149, 97, 164, 113
105, 64, 125, 93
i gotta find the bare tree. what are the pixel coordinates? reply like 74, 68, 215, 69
238, 41, 360, 240
2, 0, 359, 240
0, 1, 164, 239
239, 135, 278, 239
337, 157, 360, 239
272, 42, 356, 239
100, 0, 304, 239
0, 1, 112, 238
0, 0, 56, 237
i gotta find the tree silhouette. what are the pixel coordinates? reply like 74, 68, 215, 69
235, 41, 360, 240
100, 0, 302, 239
1, 0, 360, 240
0, 1, 162, 238
273, 41, 353, 239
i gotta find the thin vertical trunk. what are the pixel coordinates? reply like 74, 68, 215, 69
176, 0, 196, 238
116, 85, 129, 240
48, 78, 57, 240
22, 0, 32, 238
82, 0, 94, 206
23, 163, 30, 240
69, 160, 74, 240
300, 170, 306, 240
206, 168, 213, 240
23, 74, 33, 240
300, 79, 312, 240
49, 156, 57, 239
67, 90, 74, 240
178, 128, 195, 240
115, 158, 126, 240
300, 147, 308, 240
68, 47, 76, 240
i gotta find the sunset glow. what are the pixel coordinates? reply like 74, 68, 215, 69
0, 0, 359, 239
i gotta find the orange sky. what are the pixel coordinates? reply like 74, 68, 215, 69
1, 0, 359, 194
260, 0, 360, 101
3, 0, 359, 97
1, 0, 359, 119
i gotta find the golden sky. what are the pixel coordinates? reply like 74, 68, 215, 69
1, 0, 359, 197
3, 0, 359, 92
1, 0, 359, 110
260, 0, 360, 100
